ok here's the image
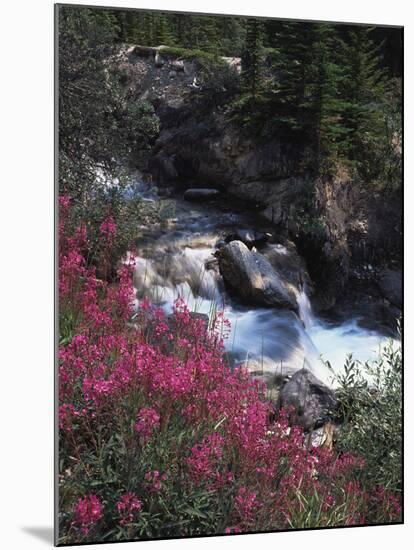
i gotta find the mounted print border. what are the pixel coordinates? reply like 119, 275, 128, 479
55, 3, 403, 545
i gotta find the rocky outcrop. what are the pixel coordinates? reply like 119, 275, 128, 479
217, 240, 298, 311
279, 369, 338, 431
148, 152, 178, 183
378, 269, 402, 308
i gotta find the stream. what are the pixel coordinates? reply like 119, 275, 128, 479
128, 177, 392, 387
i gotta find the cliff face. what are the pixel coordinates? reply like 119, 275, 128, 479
118, 46, 402, 315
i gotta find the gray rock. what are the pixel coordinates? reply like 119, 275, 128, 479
279, 369, 338, 431
218, 240, 298, 310
171, 59, 185, 72
225, 229, 271, 248
378, 269, 402, 308
184, 188, 220, 201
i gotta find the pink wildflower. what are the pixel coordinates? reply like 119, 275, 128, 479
99, 215, 116, 244
135, 407, 160, 441
73, 494, 103, 535
234, 487, 261, 522
186, 433, 224, 486
116, 492, 142, 525
144, 470, 167, 493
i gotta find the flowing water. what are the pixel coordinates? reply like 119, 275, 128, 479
130, 178, 392, 387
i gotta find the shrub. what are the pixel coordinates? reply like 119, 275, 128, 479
58, 197, 401, 544
327, 338, 402, 494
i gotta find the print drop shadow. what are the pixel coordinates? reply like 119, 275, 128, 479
21, 526, 54, 544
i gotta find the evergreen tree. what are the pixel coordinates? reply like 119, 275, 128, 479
265, 22, 315, 129
339, 27, 387, 168
266, 21, 347, 164
306, 24, 349, 165
241, 18, 264, 99
198, 16, 222, 57
152, 13, 176, 46
219, 16, 246, 56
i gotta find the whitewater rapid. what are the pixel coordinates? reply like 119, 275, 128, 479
127, 176, 394, 387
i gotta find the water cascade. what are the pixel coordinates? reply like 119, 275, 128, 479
130, 179, 392, 387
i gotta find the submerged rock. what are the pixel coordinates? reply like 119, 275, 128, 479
218, 240, 298, 311
279, 369, 338, 431
184, 188, 220, 201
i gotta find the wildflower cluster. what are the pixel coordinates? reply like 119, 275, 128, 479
58, 196, 401, 544
117, 493, 142, 526
73, 495, 103, 535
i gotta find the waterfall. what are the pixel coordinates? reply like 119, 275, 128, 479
297, 286, 315, 330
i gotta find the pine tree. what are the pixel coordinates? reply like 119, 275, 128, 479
220, 16, 246, 56
339, 27, 387, 166
265, 21, 315, 129
198, 16, 221, 57
152, 13, 176, 46
266, 22, 346, 160
306, 24, 349, 165
241, 18, 264, 99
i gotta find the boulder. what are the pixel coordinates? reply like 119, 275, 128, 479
225, 228, 271, 248
184, 188, 220, 201
218, 240, 298, 311
378, 269, 402, 308
171, 59, 185, 72
279, 369, 338, 431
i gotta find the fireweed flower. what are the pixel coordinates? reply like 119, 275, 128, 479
116, 492, 142, 525
73, 495, 103, 535
99, 215, 116, 245
135, 407, 160, 441
234, 487, 261, 522
186, 433, 224, 486
144, 470, 167, 492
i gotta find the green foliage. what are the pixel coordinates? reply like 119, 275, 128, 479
375, 79, 402, 191
326, 336, 402, 493
161, 46, 226, 65
241, 18, 264, 99
235, 20, 401, 182
58, 5, 160, 202
120, 99, 160, 161
338, 28, 389, 178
